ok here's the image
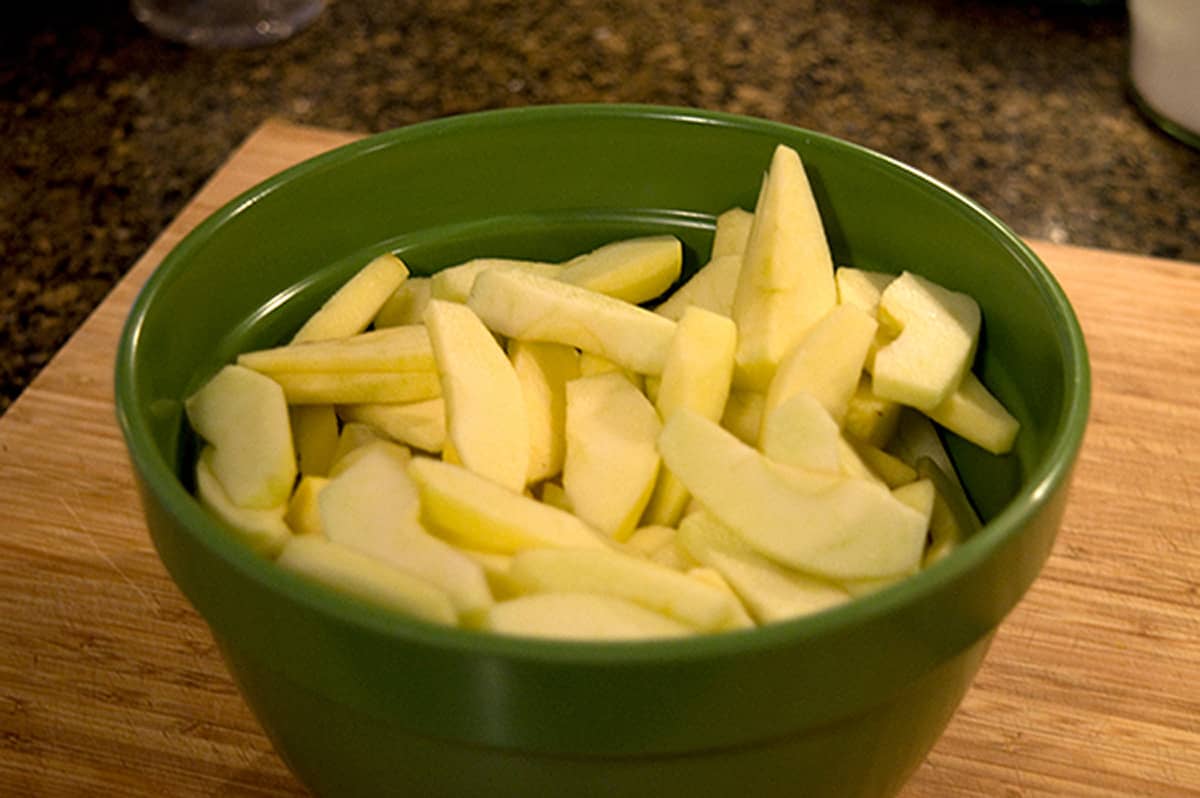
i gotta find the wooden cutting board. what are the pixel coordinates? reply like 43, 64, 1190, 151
1, 119, 1197, 797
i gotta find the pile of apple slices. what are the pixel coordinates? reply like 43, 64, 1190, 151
184, 144, 1019, 640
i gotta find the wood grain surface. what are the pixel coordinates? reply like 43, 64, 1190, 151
1, 120, 1196, 797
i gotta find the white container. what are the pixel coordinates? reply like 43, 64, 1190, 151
1129, 0, 1200, 146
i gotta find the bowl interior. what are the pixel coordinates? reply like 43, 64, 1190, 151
116, 105, 1089, 759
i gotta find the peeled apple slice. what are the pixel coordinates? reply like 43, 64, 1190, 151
481, 593, 692, 640
557, 235, 683, 304
194, 446, 292, 557
291, 253, 409, 344
185, 364, 297, 510
658, 409, 928, 580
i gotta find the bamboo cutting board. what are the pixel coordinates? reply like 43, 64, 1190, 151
0, 120, 1197, 797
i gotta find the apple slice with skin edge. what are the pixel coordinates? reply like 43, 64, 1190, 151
424, 299, 530, 493
467, 267, 678, 376
319, 440, 492, 617
563, 372, 662, 541
185, 364, 297, 510
731, 144, 838, 391
291, 253, 409, 344
407, 456, 610, 555
658, 409, 928, 581
506, 546, 739, 632
277, 535, 457, 627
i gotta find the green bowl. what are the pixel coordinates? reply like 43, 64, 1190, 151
115, 105, 1089, 798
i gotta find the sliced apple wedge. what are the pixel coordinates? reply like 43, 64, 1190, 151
563, 372, 662, 541
676, 512, 850, 624
430, 258, 560, 303
927, 371, 1020, 455
759, 392, 842, 474
557, 235, 682, 304
291, 253, 409, 344
731, 144, 837, 390
185, 364, 296, 510
194, 446, 292, 557
835, 267, 894, 315
319, 441, 492, 616
653, 254, 742, 322
843, 374, 902, 448
481, 593, 692, 640
339, 398, 446, 455
285, 474, 328, 538
872, 271, 981, 411
507, 547, 738, 631
373, 275, 432, 328
277, 535, 457, 626
711, 206, 755, 259
240, 326, 434, 374
467, 267, 677, 376
720, 389, 765, 446
270, 370, 441, 406
644, 306, 737, 527
508, 340, 580, 483
289, 404, 338, 477
762, 303, 877, 430
424, 299, 530, 493
407, 456, 609, 554
659, 409, 928, 580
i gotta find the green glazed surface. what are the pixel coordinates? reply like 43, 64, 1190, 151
115, 105, 1090, 797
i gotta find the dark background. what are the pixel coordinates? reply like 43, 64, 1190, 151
3, 0, 1197, 414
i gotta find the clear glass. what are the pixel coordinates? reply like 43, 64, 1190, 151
131, 0, 326, 48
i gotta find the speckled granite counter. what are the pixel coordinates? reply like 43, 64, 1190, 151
2, 0, 1197, 414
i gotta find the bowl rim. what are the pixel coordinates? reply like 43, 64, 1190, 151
115, 102, 1091, 664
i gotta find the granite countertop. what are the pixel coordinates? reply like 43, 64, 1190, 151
2, 0, 1197, 415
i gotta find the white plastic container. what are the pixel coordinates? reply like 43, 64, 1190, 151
1129, 0, 1200, 146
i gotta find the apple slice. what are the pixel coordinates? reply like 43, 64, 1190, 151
720, 389, 765, 446
467, 267, 677, 376
185, 364, 296, 510
289, 404, 338, 477
431, 258, 561, 303
557, 235, 682, 304
338, 398, 446, 454
872, 271, 981, 411
710, 206, 755, 259
731, 144, 837, 390
284, 475, 328, 538
508, 340, 580, 483
762, 303, 878, 430
659, 409, 928, 580
653, 254, 742, 322
407, 456, 609, 554
327, 421, 386, 477
291, 253, 409, 344
676, 512, 850, 624
240, 326, 434, 374
319, 441, 492, 616
481, 593, 692, 640
759, 393, 841, 474
835, 267, 894, 315
563, 372, 662, 541
843, 374, 902, 448
373, 275, 432, 328
917, 456, 983, 566
277, 535, 457, 626
686, 567, 756, 629
507, 547, 738, 631
644, 306, 737, 527
424, 299, 530, 493
927, 371, 1020, 455
270, 370, 441, 406
194, 447, 292, 557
